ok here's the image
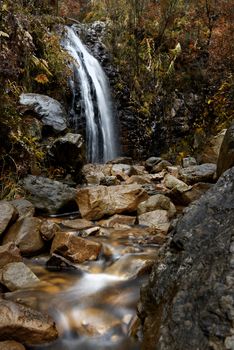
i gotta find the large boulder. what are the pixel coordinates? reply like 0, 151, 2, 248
22, 175, 78, 215
0, 243, 22, 269
1, 262, 40, 291
76, 184, 148, 220
51, 231, 102, 263
3, 217, 44, 256
139, 167, 234, 350
0, 202, 18, 236
19, 93, 67, 133
217, 122, 234, 178
48, 133, 85, 180
179, 163, 216, 184
0, 300, 58, 345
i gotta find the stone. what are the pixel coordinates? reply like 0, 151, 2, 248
1, 262, 40, 291
51, 231, 102, 263
22, 175, 78, 215
0, 341, 25, 350
182, 156, 197, 167
137, 194, 176, 218
61, 218, 94, 230
217, 122, 234, 178
145, 157, 162, 171
40, 220, 60, 241
111, 164, 133, 180
126, 175, 152, 185
152, 160, 172, 173
107, 156, 133, 165
3, 217, 44, 256
138, 210, 170, 235
10, 199, 35, 218
98, 214, 136, 228
19, 93, 67, 133
82, 164, 112, 185
0, 299, 58, 345
0, 201, 18, 235
131, 165, 148, 175
200, 129, 226, 164
179, 182, 213, 205
139, 167, 234, 350
76, 184, 148, 220
48, 133, 85, 180
179, 163, 216, 184
164, 174, 191, 192
99, 176, 119, 186
0, 243, 22, 269
46, 253, 80, 272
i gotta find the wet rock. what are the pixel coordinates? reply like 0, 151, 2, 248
1, 262, 40, 291
76, 184, 148, 220
182, 156, 197, 167
22, 175, 78, 215
40, 220, 60, 241
98, 214, 136, 228
19, 93, 67, 133
200, 129, 226, 164
145, 157, 162, 171
138, 210, 170, 235
179, 163, 216, 184
0, 340, 25, 350
0, 201, 18, 236
164, 174, 191, 192
3, 217, 44, 256
137, 194, 176, 218
217, 122, 234, 178
152, 160, 172, 173
0, 299, 58, 344
61, 218, 94, 230
46, 253, 80, 272
139, 167, 234, 350
0, 243, 22, 269
10, 199, 35, 218
51, 231, 102, 263
81, 226, 100, 237
49, 133, 85, 180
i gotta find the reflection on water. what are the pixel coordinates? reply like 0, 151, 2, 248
6, 223, 158, 350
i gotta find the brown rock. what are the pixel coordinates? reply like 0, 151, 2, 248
200, 129, 226, 164
164, 174, 191, 192
126, 175, 152, 185
61, 218, 94, 230
82, 164, 112, 185
178, 182, 213, 205
0, 299, 58, 345
0, 202, 18, 236
152, 160, 172, 173
1, 262, 40, 291
10, 199, 35, 219
137, 194, 176, 218
111, 164, 133, 180
216, 122, 234, 178
107, 156, 133, 165
51, 231, 102, 263
76, 184, 148, 220
0, 340, 26, 350
40, 220, 60, 241
138, 210, 170, 235
0, 243, 22, 269
131, 165, 148, 175
98, 214, 136, 228
3, 217, 44, 255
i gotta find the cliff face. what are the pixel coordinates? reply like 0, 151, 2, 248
139, 166, 234, 350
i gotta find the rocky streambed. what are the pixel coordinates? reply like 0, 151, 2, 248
0, 133, 233, 349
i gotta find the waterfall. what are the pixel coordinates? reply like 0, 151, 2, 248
63, 26, 118, 163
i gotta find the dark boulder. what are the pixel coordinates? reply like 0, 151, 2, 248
217, 121, 234, 178
139, 167, 234, 350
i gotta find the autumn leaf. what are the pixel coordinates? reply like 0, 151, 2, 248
34, 74, 49, 84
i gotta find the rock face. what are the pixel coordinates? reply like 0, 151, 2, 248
22, 175, 78, 214
139, 167, 234, 350
217, 122, 234, 178
76, 184, 148, 220
179, 163, 216, 184
19, 93, 67, 133
49, 133, 85, 179
0, 300, 58, 345
3, 217, 44, 255
0, 202, 18, 235
51, 231, 102, 263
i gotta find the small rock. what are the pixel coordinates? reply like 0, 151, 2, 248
131, 165, 148, 175
0, 299, 58, 345
98, 214, 136, 228
145, 157, 162, 171
10, 199, 35, 219
152, 160, 172, 173
51, 231, 102, 263
0, 340, 25, 350
81, 226, 100, 237
40, 220, 60, 241
0, 201, 18, 235
137, 194, 176, 218
100, 176, 119, 186
0, 243, 22, 269
1, 262, 40, 291
182, 156, 197, 168
61, 218, 94, 230
107, 157, 133, 165
179, 163, 216, 184
126, 175, 152, 185
179, 182, 213, 205
164, 174, 191, 192
138, 210, 170, 235
111, 164, 132, 180
46, 253, 80, 272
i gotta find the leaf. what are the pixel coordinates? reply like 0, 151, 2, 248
34, 74, 49, 84
0, 31, 9, 38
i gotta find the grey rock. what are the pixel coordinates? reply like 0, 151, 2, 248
1, 262, 39, 291
10, 199, 35, 219
217, 122, 234, 178
22, 175, 78, 215
145, 157, 162, 170
0, 201, 18, 235
19, 93, 67, 133
139, 167, 234, 350
179, 163, 216, 184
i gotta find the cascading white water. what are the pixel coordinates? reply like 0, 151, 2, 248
63, 26, 118, 163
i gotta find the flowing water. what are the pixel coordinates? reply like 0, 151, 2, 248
4, 218, 159, 350
62, 26, 118, 163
